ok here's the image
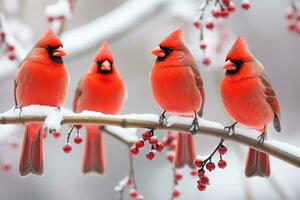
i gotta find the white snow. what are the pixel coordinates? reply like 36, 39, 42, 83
44, 110, 63, 132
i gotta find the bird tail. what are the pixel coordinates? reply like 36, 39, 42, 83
173, 132, 196, 168
19, 123, 44, 176
245, 148, 270, 177
82, 126, 106, 174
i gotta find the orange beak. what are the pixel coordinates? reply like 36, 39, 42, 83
222, 60, 236, 70
53, 47, 67, 57
101, 60, 111, 71
151, 47, 165, 57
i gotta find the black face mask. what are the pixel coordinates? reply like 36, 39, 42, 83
225, 60, 244, 76
156, 46, 174, 62
45, 46, 63, 64
96, 61, 113, 74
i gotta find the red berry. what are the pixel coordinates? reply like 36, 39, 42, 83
166, 153, 174, 162
175, 172, 183, 181
127, 178, 133, 186
228, 2, 236, 12
197, 184, 206, 191
8, 54, 16, 61
146, 151, 155, 160
155, 143, 164, 152
212, 8, 221, 18
222, 0, 230, 7
130, 146, 139, 155
205, 22, 214, 30
218, 160, 227, 169
135, 140, 145, 148
206, 162, 215, 171
74, 136, 83, 144
7, 44, 14, 51
58, 16, 65, 20
218, 145, 227, 155
202, 57, 211, 66
199, 41, 207, 50
193, 21, 201, 29
53, 131, 61, 139
75, 124, 82, 130
129, 189, 138, 198
200, 176, 209, 185
190, 170, 197, 176
198, 169, 205, 178
149, 137, 158, 145
47, 16, 54, 22
142, 131, 151, 141
285, 10, 293, 20
170, 143, 176, 151
241, 0, 251, 10
194, 159, 203, 168
288, 22, 297, 32
172, 189, 180, 198
2, 162, 11, 171
221, 9, 230, 18
63, 144, 72, 153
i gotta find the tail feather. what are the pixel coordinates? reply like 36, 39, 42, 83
174, 132, 196, 169
245, 148, 270, 177
82, 126, 106, 174
19, 124, 44, 176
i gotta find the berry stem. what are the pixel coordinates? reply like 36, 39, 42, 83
199, 139, 224, 170
129, 149, 138, 190
66, 125, 75, 143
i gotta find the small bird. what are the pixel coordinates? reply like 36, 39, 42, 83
220, 36, 281, 177
15, 30, 69, 176
73, 42, 126, 174
150, 29, 205, 168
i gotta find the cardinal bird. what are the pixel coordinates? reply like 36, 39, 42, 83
220, 36, 281, 177
15, 30, 69, 176
150, 29, 205, 168
73, 42, 126, 174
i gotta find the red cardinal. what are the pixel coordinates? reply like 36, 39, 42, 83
221, 36, 281, 177
15, 30, 69, 176
73, 42, 126, 174
150, 29, 205, 168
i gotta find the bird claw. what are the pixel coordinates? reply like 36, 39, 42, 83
257, 133, 266, 145
224, 122, 237, 135
190, 115, 199, 135
159, 111, 167, 126
14, 105, 23, 118
56, 107, 61, 112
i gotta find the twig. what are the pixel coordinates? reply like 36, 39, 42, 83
0, 110, 299, 168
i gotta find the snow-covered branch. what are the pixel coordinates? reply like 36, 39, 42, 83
0, 105, 299, 168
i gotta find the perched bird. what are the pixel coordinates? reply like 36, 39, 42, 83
150, 29, 205, 168
15, 30, 69, 176
73, 42, 126, 174
220, 36, 281, 177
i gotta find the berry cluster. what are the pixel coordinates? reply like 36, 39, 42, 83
193, 0, 251, 66
285, 1, 300, 35
63, 125, 83, 153
194, 140, 228, 191
0, 29, 16, 61
115, 176, 144, 200
130, 130, 164, 160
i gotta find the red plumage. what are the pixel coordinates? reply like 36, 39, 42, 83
221, 36, 281, 177
73, 42, 126, 174
15, 30, 69, 176
150, 29, 205, 168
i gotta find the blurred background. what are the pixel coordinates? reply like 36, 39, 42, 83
0, 0, 299, 199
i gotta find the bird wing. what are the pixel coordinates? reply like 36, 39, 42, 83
259, 73, 281, 132
188, 62, 205, 117
73, 79, 82, 112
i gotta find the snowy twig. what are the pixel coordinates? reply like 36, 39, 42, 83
0, 106, 299, 169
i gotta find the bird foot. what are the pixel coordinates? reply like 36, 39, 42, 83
257, 133, 266, 145
224, 122, 238, 135
159, 111, 167, 126
190, 115, 199, 135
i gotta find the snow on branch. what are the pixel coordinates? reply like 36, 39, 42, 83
0, 105, 299, 168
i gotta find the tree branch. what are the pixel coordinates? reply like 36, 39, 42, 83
0, 106, 299, 168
